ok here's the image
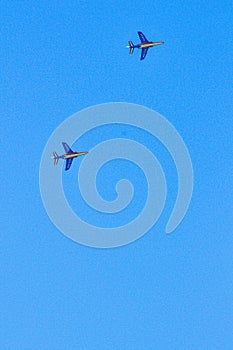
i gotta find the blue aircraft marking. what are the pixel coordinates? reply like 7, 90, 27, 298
62, 142, 73, 154
141, 48, 149, 60
138, 31, 148, 43
65, 158, 73, 171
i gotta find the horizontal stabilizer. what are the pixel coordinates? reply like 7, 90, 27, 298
128, 41, 134, 55
52, 152, 59, 166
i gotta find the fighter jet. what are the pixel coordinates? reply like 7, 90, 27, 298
126, 31, 164, 60
52, 142, 88, 171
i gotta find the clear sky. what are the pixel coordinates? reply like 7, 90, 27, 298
1, 1, 232, 349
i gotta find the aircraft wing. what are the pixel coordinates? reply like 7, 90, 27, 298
138, 31, 148, 43
140, 48, 149, 60
65, 158, 73, 171
62, 142, 73, 154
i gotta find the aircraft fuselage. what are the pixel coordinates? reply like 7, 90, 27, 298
61, 152, 88, 160
137, 41, 164, 49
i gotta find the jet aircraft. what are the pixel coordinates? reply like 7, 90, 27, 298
126, 31, 164, 60
52, 142, 88, 171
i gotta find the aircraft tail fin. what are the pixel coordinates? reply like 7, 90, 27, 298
128, 41, 134, 54
52, 151, 59, 166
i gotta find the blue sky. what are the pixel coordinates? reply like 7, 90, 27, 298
1, 1, 232, 349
